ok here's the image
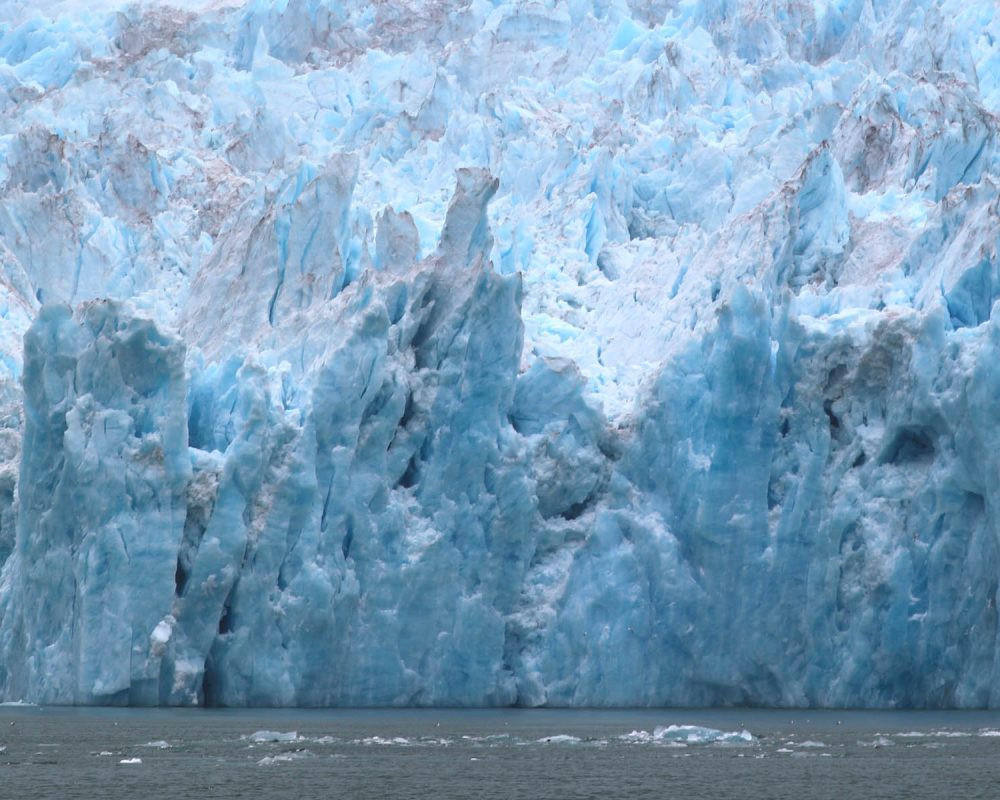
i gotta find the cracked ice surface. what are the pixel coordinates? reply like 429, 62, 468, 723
0, 0, 999, 706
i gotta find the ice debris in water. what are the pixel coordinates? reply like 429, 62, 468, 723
1, 0, 1000, 709
257, 751, 313, 766
536, 735, 582, 744
891, 729, 972, 739
620, 726, 753, 745
246, 731, 299, 743
358, 737, 413, 746
858, 736, 895, 748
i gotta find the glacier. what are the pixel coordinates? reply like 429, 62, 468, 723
0, 0, 998, 707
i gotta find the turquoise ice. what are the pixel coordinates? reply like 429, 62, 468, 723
0, 0, 999, 706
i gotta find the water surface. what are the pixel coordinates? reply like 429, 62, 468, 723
3, 707, 1000, 799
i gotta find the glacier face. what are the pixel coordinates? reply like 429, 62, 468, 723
0, 0, 999, 706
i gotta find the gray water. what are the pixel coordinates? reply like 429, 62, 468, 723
2, 707, 1000, 799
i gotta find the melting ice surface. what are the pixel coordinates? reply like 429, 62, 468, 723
0, 0, 999, 707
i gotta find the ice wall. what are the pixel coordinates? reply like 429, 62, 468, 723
0, 302, 189, 703
0, 0, 999, 706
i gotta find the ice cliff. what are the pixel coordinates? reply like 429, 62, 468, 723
0, 0, 999, 706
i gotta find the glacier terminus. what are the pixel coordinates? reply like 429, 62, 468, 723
0, 0, 998, 708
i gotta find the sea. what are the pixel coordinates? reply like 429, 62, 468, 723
2, 706, 1000, 799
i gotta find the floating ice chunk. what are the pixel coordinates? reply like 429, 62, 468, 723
119, 758, 142, 765
620, 726, 753, 745
619, 730, 656, 744
858, 736, 894, 748
357, 736, 412, 746
257, 751, 312, 766
652, 725, 754, 744
536, 735, 582, 744
247, 730, 298, 743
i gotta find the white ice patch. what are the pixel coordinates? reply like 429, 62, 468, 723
898, 730, 972, 739
620, 725, 753, 745
357, 737, 412, 746
149, 617, 175, 658
257, 751, 313, 766
246, 730, 299, 743
858, 736, 894, 748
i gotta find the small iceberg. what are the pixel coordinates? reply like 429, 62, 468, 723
246, 730, 299, 743
620, 725, 753, 745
